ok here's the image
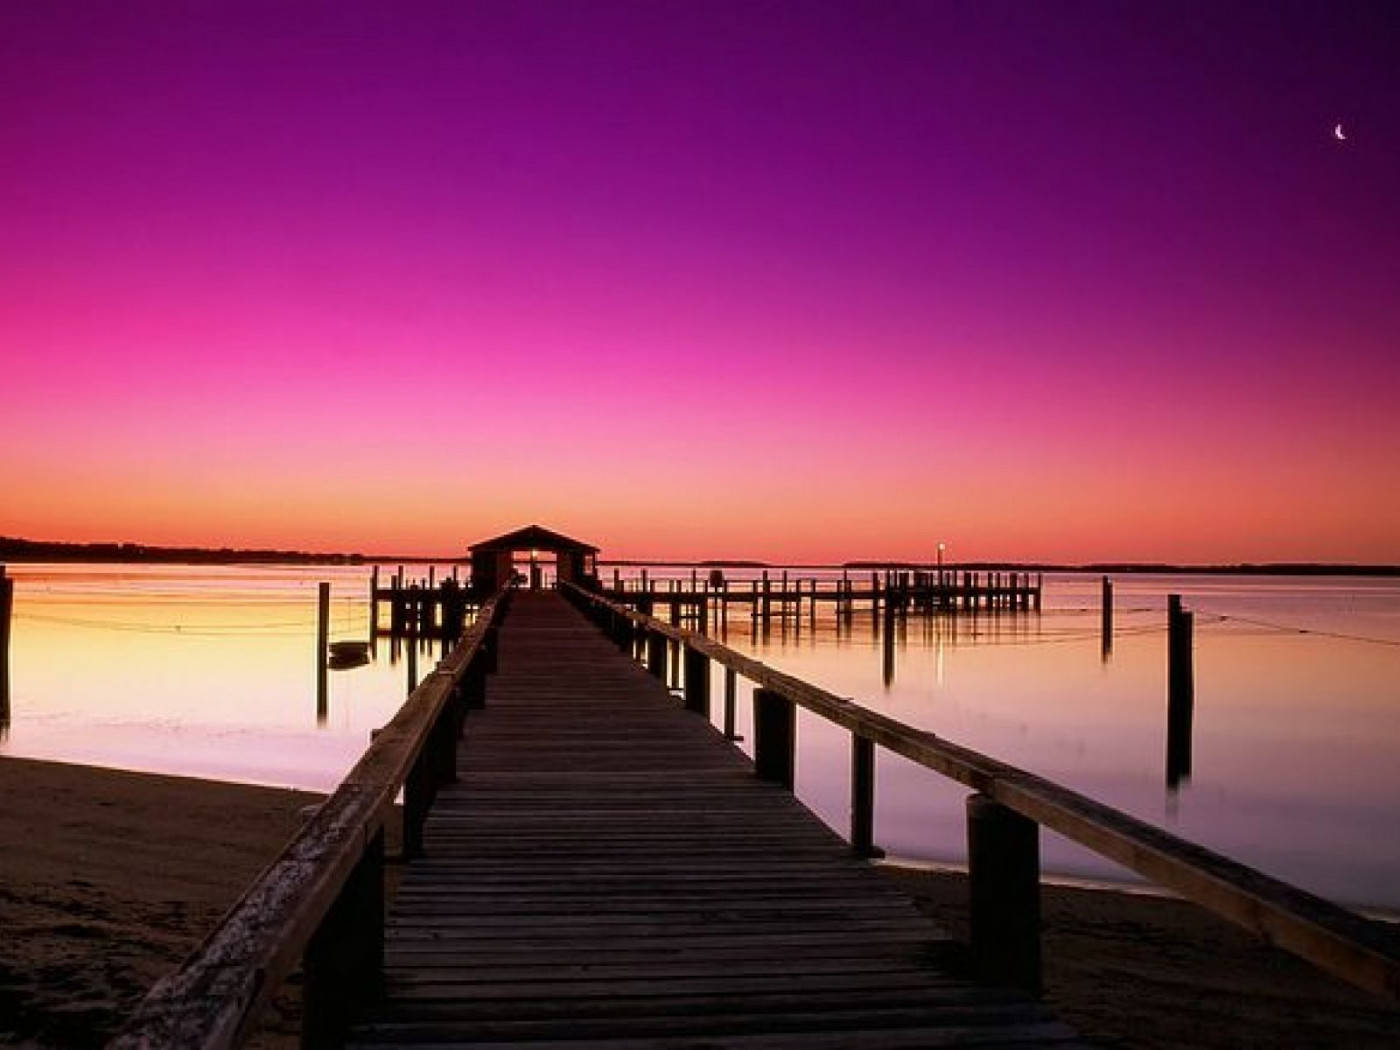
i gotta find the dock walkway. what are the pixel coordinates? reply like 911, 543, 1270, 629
350, 591, 1079, 1048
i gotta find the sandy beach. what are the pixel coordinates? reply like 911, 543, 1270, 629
0, 757, 320, 1048
2, 754, 1398, 1048
882, 866, 1400, 1049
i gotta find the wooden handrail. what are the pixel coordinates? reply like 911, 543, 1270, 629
110, 586, 512, 1050
562, 581, 1400, 1002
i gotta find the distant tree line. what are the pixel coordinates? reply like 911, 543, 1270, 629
0, 536, 365, 565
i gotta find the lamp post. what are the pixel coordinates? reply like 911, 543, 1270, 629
937, 543, 946, 587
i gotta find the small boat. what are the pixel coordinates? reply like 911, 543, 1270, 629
328, 640, 370, 668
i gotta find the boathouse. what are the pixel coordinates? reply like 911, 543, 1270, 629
467, 524, 599, 593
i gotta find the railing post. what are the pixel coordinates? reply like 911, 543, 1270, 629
464, 659, 486, 710
403, 748, 429, 859
646, 630, 667, 679
851, 734, 877, 856
302, 826, 385, 1049
753, 688, 795, 789
966, 793, 1041, 994
683, 647, 710, 716
722, 667, 737, 739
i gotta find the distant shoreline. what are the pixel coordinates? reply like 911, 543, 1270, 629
2, 536, 1396, 576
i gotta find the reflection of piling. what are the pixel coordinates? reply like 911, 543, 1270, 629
1167, 594, 1195, 789
316, 582, 330, 725
407, 632, 419, 695
881, 598, 896, 687
1101, 576, 1113, 660
1, 566, 13, 726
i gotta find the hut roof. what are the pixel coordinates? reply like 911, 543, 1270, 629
467, 524, 599, 555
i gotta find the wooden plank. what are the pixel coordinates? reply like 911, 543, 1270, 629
353, 591, 1072, 1047
565, 582, 1400, 1003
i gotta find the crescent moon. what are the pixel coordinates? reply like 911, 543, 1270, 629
1334, 123, 1347, 141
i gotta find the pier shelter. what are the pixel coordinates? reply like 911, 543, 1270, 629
467, 524, 599, 594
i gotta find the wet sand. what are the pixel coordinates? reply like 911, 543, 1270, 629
3, 754, 1398, 1048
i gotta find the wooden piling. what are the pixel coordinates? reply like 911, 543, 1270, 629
683, 648, 710, 717
753, 687, 795, 790
316, 582, 330, 723
723, 667, 738, 740
646, 630, 667, 679
302, 827, 385, 1048
1101, 576, 1113, 659
967, 792, 1041, 994
1167, 595, 1195, 788
851, 734, 876, 857
0, 567, 12, 724
406, 631, 418, 694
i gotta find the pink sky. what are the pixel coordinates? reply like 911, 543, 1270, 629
3, 3, 1398, 563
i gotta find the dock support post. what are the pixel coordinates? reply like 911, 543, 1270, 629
302, 826, 384, 1049
316, 582, 330, 724
1, 567, 12, 726
646, 631, 667, 679
406, 632, 418, 695
369, 565, 379, 633
1101, 576, 1113, 660
850, 734, 878, 857
1167, 595, 1195, 787
753, 688, 795, 790
683, 648, 710, 717
967, 793, 1041, 994
723, 667, 738, 739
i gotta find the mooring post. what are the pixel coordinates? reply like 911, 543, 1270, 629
1167, 594, 1195, 787
753, 688, 795, 789
851, 733, 877, 856
646, 630, 667, 679
0, 566, 12, 723
761, 570, 771, 625
683, 647, 711, 717
369, 565, 379, 633
302, 825, 385, 1049
1101, 576, 1113, 659
723, 667, 738, 739
967, 793, 1041, 993
316, 582, 330, 723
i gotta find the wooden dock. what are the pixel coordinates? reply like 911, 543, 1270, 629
349, 592, 1080, 1048
370, 567, 1042, 641
114, 555, 1400, 1049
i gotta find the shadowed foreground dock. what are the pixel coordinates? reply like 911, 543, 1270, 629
350, 592, 1079, 1048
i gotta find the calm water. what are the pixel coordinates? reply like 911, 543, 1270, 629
3, 564, 1398, 910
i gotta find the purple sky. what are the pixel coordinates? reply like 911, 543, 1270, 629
3, 2, 1398, 561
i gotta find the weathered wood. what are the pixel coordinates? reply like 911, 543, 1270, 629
753, 688, 795, 790
353, 592, 1073, 1048
723, 667, 738, 739
683, 647, 710, 717
316, 582, 330, 723
563, 583, 1400, 1003
110, 589, 510, 1050
850, 733, 876, 857
645, 630, 667, 679
967, 793, 1041, 994
1100, 575, 1112, 659
0, 569, 12, 722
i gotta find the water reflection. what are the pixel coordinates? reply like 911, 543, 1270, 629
691, 569, 1400, 909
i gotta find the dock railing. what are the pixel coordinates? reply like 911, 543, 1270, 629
110, 585, 512, 1050
561, 581, 1400, 1002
